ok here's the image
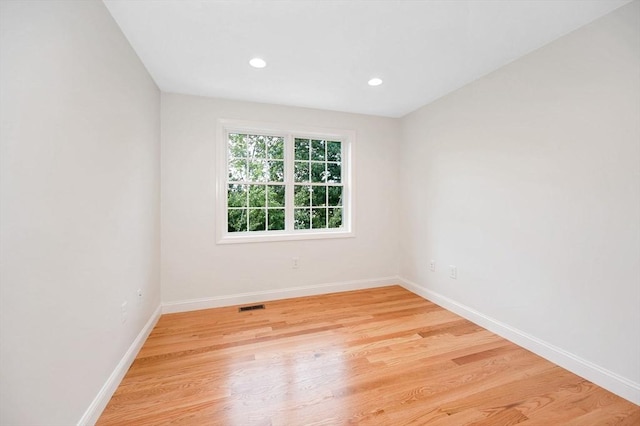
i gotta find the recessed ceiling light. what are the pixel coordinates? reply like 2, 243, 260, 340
249, 57, 267, 68
368, 77, 383, 86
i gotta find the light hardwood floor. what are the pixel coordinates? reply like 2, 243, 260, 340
98, 286, 639, 425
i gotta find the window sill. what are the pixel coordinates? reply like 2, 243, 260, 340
217, 229, 354, 244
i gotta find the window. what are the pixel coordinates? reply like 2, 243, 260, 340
217, 119, 354, 243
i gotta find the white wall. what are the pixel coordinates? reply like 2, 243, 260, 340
0, 1, 160, 424
400, 0, 640, 400
161, 93, 399, 304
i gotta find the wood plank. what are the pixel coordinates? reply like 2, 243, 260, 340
97, 286, 639, 425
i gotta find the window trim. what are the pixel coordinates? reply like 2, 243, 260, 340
216, 119, 355, 244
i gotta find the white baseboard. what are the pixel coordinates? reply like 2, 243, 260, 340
77, 305, 162, 426
162, 276, 399, 314
398, 277, 640, 405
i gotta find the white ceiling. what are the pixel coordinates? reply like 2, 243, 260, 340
104, 0, 632, 118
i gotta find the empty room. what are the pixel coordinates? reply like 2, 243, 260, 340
1, 0, 639, 424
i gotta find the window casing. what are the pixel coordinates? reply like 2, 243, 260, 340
216, 119, 354, 244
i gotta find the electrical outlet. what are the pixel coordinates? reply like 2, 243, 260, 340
429, 260, 436, 272
292, 257, 300, 269
121, 301, 128, 323
449, 265, 457, 280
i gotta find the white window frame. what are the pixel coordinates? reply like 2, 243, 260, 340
216, 119, 355, 244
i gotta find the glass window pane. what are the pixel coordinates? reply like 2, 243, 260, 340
228, 133, 247, 158
228, 209, 247, 232
248, 160, 268, 182
294, 208, 311, 230
328, 208, 342, 229
227, 184, 247, 208
268, 160, 284, 182
294, 161, 309, 182
311, 208, 327, 229
311, 163, 325, 183
247, 134, 266, 158
267, 136, 284, 159
228, 159, 247, 181
312, 208, 327, 229
267, 185, 285, 207
327, 163, 341, 183
294, 185, 311, 207
295, 138, 309, 161
311, 140, 325, 161
248, 185, 266, 207
311, 186, 326, 207
248, 209, 266, 231
327, 141, 341, 162
328, 186, 342, 206
268, 209, 285, 231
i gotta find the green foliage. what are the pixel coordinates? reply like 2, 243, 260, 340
248, 209, 266, 231
328, 186, 342, 206
247, 134, 267, 158
268, 161, 284, 182
268, 209, 285, 230
248, 185, 266, 207
312, 186, 326, 206
294, 185, 310, 207
294, 208, 310, 229
294, 161, 309, 182
231, 134, 284, 161
327, 141, 341, 162
228, 184, 247, 207
267, 185, 285, 207
229, 159, 246, 181
311, 163, 325, 183
228, 209, 247, 232
328, 208, 342, 228
295, 138, 309, 160
248, 160, 267, 182
312, 208, 327, 229
327, 163, 341, 183
227, 134, 343, 233
311, 140, 325, 161
229, 133, 247, 158
267, 137, 284, 159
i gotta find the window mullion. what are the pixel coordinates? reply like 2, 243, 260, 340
284, 134, 295, 231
